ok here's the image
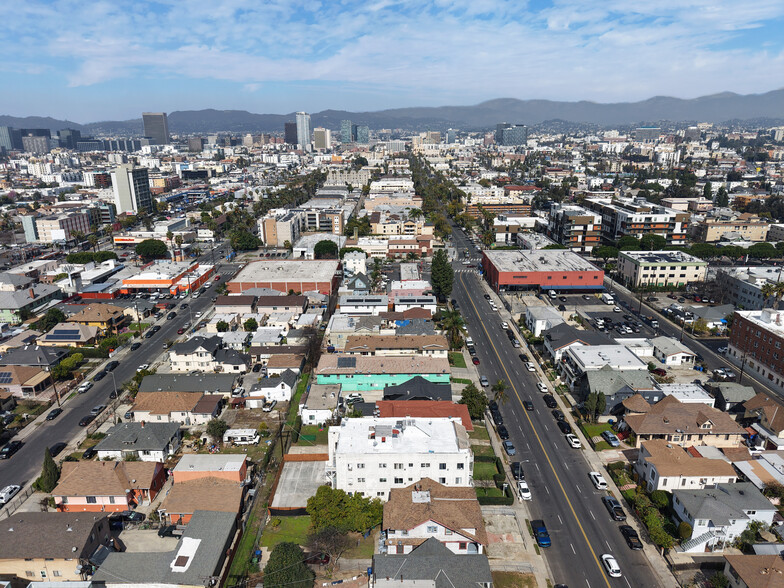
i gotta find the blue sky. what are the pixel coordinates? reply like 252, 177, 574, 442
2, 0, 784, 122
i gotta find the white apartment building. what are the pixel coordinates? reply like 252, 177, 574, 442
617, 250, 708, 288
635, 440, 737, 493
326, 417, 474, 500
342, 251, 367, 276
35, 212, 91, 243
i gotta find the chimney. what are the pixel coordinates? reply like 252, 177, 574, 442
141, 421, 146, 428
29, 288, 34, 299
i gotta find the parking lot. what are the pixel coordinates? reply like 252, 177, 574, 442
547, 293, 659, 340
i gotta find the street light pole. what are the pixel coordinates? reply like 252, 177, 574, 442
109, 371, 119, 423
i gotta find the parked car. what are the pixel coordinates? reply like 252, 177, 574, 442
602, 496, 627, 521
79, 415, 96, 427
177, 328, 185, 335
537, 382, 547, 393
0, 484, 21, 505
543, 394, 557, 408
49, 442, 67, 457
90, 405, 107, 415
589, 471, 608, 490
145, 331, 154, 339
619, 525, 643, 550
525, 362, 535, 372
497, 425, 509, 440
77, 381, 93, 393
601, 430, 621, 447
502, 440, 516, 456
82, 447, 97, 460
252, 364, 262, 372
511, 462, 524, 480
106, 361, 119, 371
137, 364, 150, 372
93, 371, 107, 381
517, 480, 532, 501
530, 519, 551, 548
551, 409, 564, 421
565, 434, 582, 448
130, 342, 142, 351
46, 408, 63, 421
472, 357, 480, 365
491, 410, 503, 426
557, 421, 572, 434
167, 312, 177, 320
0, 441, 23, 459
263, 400, 277, 413
158, 525, 179, 538
651, 367, 667, 377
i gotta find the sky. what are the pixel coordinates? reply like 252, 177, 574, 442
2, 0, 784, 122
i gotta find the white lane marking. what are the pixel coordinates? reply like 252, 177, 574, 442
558, 514, 563, 525
589, 510, 595, 520
526, 442, 531, 451
571, 543, 576, 555
606, 540, 611, 550
535, 462, 540, 472
624, 578, 632, 588
576, 484, 582, 494
585, 580, 591, 588
545, 486, 550, 495
564, 461, 569, 470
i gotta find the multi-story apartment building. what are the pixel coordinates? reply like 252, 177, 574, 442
326, 417, 473, 500
258, 211, 303, 248
728, 309, 784, 394
35, 212, 91, 243
584, 196, 690, 245
716, 266, 784, 310
617, 250, 708, 288
464, 189, 536, 219
547, 204, 602, 252
111, 164, 153, 215
691, 213, 770, 243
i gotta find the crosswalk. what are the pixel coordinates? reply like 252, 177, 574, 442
455, 268, 480, 275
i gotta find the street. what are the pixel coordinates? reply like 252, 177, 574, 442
0, 245, 240, 495
450, 226, 662, 587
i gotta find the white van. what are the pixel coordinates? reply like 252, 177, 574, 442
548, 291, 557, 299
589, 471, 608, 490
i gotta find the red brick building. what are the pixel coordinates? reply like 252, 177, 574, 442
482, 249, 604, 293
227, 259, 341, 296
728, 309, 784, 393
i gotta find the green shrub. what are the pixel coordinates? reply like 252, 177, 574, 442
650, 490, 670, 509
678, 521, 692, 541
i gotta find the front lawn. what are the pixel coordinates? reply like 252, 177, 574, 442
449, 352, 467, 368
473, 461, 499, 480
492, 571, 536, 588
468, 426, 490, 441
471, 444, 496, 458
451, 377, 472, 385
580, 422, 613, 438
475, 487, 505, 498
260, 515, 312, 549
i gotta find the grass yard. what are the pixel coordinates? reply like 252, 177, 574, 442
471, 444, 496, 458
449, 352, 467, 368
473, 461, 499, 480
580, 422, 613, 437
297, 425, 329, 446
593, 441, 611, 451
475, 487, 505, 498
260, 516, 312, 549
287, 374, 310, 427
451, 377, 472, 385
468, 426, 490, 441
492, 571, 537, 588
344, 529, 377, 559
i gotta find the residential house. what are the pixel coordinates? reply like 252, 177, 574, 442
343, 335, 449, 358
635, 439, 738, 492
266, 353, 305, 375
343, 273, 371, 295
206, 312, 240, 333
582, 367, 659, 418
0, 512, 112, 582
376, 401, 473, 432
704, 382, 756, 415
37, 323, 99, 347
394, 296, 437, 316
299, 383, 340, 425
52, 460, 166, 512
723, 554, 784, 588
543, 323, 613, 363
372, 538, 493, 588
383, 479, 487, 554
525, 306, 565, 337
651, 336, 697, 366
247, 370, 298, 408
0, 365, 53, 400
93, 511, 237, 588
622, 396, 746, 448
0, 284, 61, 324
254, 295, 307, 315
138, 373, 237, 398
0, 329, 42, 353
560, 345, 648, 392
324, 313, 386, 351
338, 295, 389, 316
172, 454, 248, 484
219, 331, 249, 350
214, 295, 257, 314
130, 392, 223, 425
673, 483, 776, 553
326, 417, 473, 500
383, 376, 453, 401
732, 453, 784, 491
66, 303, 129, 335
159, 477, 244, 525
95, 422, 181, 462
742, 393, 784, 450
249, 344, 307, 364
315, 355, 450, 392
168, 336, 250, 373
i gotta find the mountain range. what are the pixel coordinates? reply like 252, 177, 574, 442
2, 89, 782, 135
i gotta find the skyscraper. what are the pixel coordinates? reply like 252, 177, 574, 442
313, 128, 331, 150
355, 125, 369, 144
340, 120, 355, 143
111, 164, 153, 215
142, 112, 170, 145
500, 125, 527, 146
284, 122, 298, 145
496, 123, 511, 144
295, 112, 311, 148
0, 126, 22, 151
57, 128, 82, 149
446, 129, 457, 144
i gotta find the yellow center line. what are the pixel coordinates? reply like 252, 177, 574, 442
459, 272, 612, 588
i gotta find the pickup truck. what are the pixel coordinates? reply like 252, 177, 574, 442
530, 519, 551, 548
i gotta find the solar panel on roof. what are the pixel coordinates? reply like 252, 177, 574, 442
0, 372, 13, 384
337, 357, 356, 368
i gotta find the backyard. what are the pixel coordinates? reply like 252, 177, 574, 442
296, 425, 329, 446
448, 352, 467, 368
468, 425, 490, 441
260, 516, 312, 549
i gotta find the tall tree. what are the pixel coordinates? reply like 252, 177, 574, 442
135, 239, 168, 261
306, 527, 352, 573
595, 392, 606, 418
314, 240, 338, 259
716, 186, 729, 207
584, 392, 598, 422
492, 379, 508, 404
458, 382, 487, 420
439, 309, 466, 349
34, 447, 60, 493
703, 181, 712, 200
431, 249, 454, 299
263, 542, 314, 588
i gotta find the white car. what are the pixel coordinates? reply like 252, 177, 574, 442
613, 306, 621, 313
479, 376, 489, 387
195, 311, 203, 318
501, 321, 509, 330
718, 347, 728, 353
517, 480, 532, 501
137, 364, 150, 372
536, 382, 547, 393
0, 484, 21, 505
77, 382, 93, 394
566, 434, 582, 448
525, 362, 536, 372
601, 554, 622, 578
589, 471, 608, 490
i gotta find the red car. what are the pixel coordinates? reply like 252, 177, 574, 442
651, 368, 667, 377
177, 328, 185, 335
214, 275, 220, 281
472, 357, 480, 365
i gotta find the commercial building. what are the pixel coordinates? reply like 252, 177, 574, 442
284, 121, 298, 145
142, 112, 170, 145
692, 213, 769, 243
326, 417, 473, 500
356, 125, 370, 143
464, 190, 536, 219
314, 355, 450, 392
34, 211, 91, 244
728, 309, 784, 394
482, 249, 604, 293
258, 210, 302, 248
228, 259, 341, 296
617, 250, 708, 288
120, 260, 214, 295
717, 266, 784, 310
584, 196, 690, 245
547, 204, 603, 252
313, 127, 331, 150
295, 111, 311, 148
111, 164, 153, 215
341, 119, 356, 143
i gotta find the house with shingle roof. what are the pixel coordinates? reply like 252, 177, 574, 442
52, 460, 166, 512
622, 395, 746, 448
383, 479, 486, 554
66, 303, 129, 335
37, 323, 99, 347
95, 422, 181, 462
582, 366, 659, 417
723, 554, 784, 588
247, 369, 298, 407
344, 334, 449, 358
672, 483, 776, 553
130, 392, 222, 425
635, 439, 738, 492
159, 477, 244, 525
543, 323, 613, 362
742, 393, 784, 450
704, 382, 756, 414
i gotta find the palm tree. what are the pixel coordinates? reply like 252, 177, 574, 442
87, 234, 99, 252
440, 309, 466, 350
166, 230, 174, 260
761, 282, 784, 309
492, 379, 508, 404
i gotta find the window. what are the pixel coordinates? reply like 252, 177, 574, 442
86, 496, 97, 504
427, 525, 438, 533
445, 530, 453, 535
109, 496, 115, 504
25, 572, 34, 578
379, 463, 387, 469
357, 463, 365, 469
357, 478, 365, 483
458, 542, 467, 550
394, 463, 404, 470
40, 571, 47, 578
379, 478, 387, 483
439, 477, 446, 484
439, 463, 447, 470
394, 477, 403, 484
455, 477, 462, 484
457, 463, 464, 470
746, 510, 756, 516
53, 571, 61, 577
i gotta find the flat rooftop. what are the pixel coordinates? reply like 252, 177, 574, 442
270, 459, 327, 509
620, 250, 707, 264
736, 309, 784, 337
233, 259, 340, 283
332, 417, 469, 455
570, 345, 648, 369
484, 249, 600, 273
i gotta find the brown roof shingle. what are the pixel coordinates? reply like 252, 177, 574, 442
132, 391, 203, 414
724, 555, 784, 588
624, 396, 745, 438
53, 461, 160, 496
160, 477, 243, 516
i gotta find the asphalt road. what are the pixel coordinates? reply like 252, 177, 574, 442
450, 226, 659, 588
0, 245, 240, 495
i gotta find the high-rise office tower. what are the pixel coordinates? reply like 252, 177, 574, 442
188, 137, 205, 152
500, 125, 527, 146
284, 122, 298, 145
111, 164, 153, 215
57, 128, 82, 149
313, 128, 331, 150
142, 112, 170, 145
22, 135, 50, 154
0, 126, 23, 151
340, 120, 355, 143
295, 112, 312, 148
496, 123, 511, 144
446, 129, 457, 144
355, 125, 369, 144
